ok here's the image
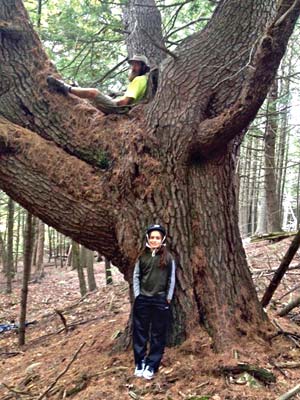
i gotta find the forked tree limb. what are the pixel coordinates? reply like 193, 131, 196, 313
36, 342, 86, 400
261, 230, 300, 307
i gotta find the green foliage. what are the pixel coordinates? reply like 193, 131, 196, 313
24, 0, 127, 90
95, 149, 110, 169
23, 0, 215, 92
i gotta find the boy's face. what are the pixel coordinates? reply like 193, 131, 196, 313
128, 61, 143, 81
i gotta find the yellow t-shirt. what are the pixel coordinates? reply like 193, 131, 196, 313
124, 75, 148, 103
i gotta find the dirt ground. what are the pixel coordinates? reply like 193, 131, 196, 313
1, 237, 300, 400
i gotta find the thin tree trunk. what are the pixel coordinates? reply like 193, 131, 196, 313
66, 243, 72, 267
250, 139, 259, 235
239, 135, 253, 236
37, 0, 42, 29
261, 230, 300, 307
264, 80, 282, 232
276, 52, 292, 222
105, 257, 113, 285
86, 249, 97, 291
0, 231, 8, 275
14, 206, 21, 272
59, 233, 63, 268
6, 197, 15, 294
19, 211, 34, 346
73, 241, 87, 297
297, 162, 300, 229
35, 219, 45, 278
31, 216, 38, 266
48, 226, 52, 263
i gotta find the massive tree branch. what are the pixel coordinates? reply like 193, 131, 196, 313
0, 116, 130, 271
185, 0, 300, 161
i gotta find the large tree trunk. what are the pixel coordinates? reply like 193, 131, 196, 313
0, 0, 300, 350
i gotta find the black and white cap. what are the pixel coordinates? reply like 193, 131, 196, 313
146, 224, 166, 237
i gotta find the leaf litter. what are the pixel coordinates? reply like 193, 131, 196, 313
0, 238, 300, 399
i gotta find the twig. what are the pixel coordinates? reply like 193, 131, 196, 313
1, 382, 32, 396
274, 0, 299, 27
272, 319, 300, 348
54, 309, 68, 333
36, 342, 86, 400
92, 57, 128, 86
275, 362, 300, 369
212, 41, 257, 90
141, 28, 178, 60
277, 383, 300, 400
0, 351, 22, 358
261, 229, 300, 307
268, 359, 288, 377
278, 296, 300, 317
278, 284, 300, 300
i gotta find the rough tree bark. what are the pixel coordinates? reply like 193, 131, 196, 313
0, 0, 300, 350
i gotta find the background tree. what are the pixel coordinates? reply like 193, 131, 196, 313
18, 211, 34, 346
0, 0, 300, 351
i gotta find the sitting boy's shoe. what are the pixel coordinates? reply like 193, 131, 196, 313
134, 361, 145, 377
142, 365, 154, 380
47, 75, 71, 95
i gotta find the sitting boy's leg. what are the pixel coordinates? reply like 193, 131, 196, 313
47, 76, 99, 99
92, 92, 130, 115
69, 87, 99, 99
47, 75, 130, 115
47, 76, 72, 95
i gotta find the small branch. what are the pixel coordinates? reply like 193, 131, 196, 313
91, 57, 128, 86
54, 309, 68, 333
218, 363, 276, 384
261, 229, 300, 307
271, 320, 300, 348
274, 0, 299, 27
166, 16, 210, 39
278, 284, 300, 300
36, 342, 86, 400
141, 28, 178, 60
274, 362, 300, 369
1, 382, 32, 397
278, 296, 300, 317
277, 383, 300, 400
212, 41, 257, 90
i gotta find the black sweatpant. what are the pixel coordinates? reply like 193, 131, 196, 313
133, 294, 170, 372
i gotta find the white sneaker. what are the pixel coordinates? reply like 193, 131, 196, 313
143, 365, 154, 380
134, 361, 145, 377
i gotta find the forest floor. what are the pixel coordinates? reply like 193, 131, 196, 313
1, 237, 300, 400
